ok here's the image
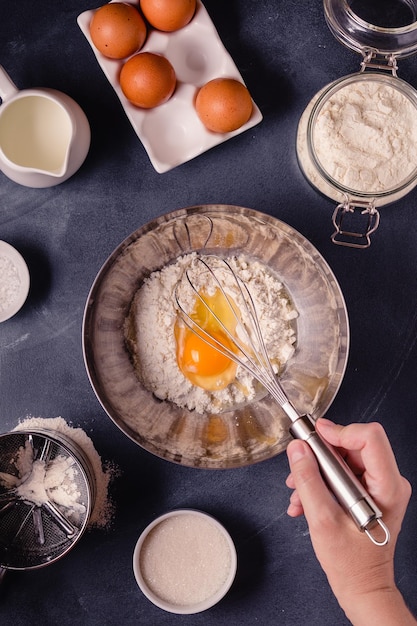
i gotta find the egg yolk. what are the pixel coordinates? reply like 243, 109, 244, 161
175, 288, 239, 391
181, 330, 234, 377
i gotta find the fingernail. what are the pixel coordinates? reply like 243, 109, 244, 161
316, 417, 334, 428
287, 440, 307, 463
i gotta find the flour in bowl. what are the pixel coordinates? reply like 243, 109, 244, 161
124, 254, 298, 414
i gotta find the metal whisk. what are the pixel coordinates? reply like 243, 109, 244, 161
175, 256, 390, 546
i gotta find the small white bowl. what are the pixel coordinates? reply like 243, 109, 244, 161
133, 509, 237, 614
0, 241, 30, 323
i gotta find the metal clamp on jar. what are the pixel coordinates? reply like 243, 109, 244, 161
296, 0, 417, 248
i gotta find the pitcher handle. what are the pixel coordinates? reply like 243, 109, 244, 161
0, 65, 19, 102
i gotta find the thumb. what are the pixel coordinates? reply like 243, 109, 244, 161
287, 439, 342, 525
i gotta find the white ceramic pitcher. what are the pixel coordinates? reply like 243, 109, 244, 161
0, 66, 91, 188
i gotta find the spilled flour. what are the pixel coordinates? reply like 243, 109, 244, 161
10, 416, 119, 529
1, 439, 87, 524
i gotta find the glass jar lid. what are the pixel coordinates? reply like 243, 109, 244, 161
324, 0, 417, 58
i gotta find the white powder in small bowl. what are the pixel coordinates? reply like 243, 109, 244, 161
0, 255, 20, 312
0, 241, 30, 323
133, 510, 237, 614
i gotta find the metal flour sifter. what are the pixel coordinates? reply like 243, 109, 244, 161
0, 429, 96, 581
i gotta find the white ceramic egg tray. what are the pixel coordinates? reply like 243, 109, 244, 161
77, 0, 263, 173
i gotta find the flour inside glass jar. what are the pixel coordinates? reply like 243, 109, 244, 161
124, 253, 298, 414
313, 79, 417, 194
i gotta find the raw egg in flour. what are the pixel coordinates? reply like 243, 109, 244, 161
175, 288, 239, 391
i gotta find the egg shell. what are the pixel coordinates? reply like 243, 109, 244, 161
90, 2, 147, 59
195, 78, 253, 133
120, 52, 177, 108
140, 0, 196, 32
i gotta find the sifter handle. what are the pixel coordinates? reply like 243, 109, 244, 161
289, 415, 390, 546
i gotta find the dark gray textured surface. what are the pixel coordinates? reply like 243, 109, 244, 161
1, 1, 417, 624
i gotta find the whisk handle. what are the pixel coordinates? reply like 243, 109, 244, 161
289, 415, 390, 546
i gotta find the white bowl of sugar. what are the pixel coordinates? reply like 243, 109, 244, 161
0, 241, 30, 323
133, 509, 237, 614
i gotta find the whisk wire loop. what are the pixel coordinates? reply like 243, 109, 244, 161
175, 256, 290, 408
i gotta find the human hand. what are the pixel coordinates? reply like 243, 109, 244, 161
286, 418, 414, 625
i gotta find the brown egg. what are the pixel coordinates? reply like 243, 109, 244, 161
90, 3, 147, 59
195, 78, 253, 133
140, 0, 196, 32
120, 52, 176, 108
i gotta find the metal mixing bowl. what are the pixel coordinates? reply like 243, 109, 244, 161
82, 205, 349, 468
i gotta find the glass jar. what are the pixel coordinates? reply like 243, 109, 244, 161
296, 0, 417, 248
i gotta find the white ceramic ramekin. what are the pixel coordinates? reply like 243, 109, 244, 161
0, 241, 30, 322
133, 509, 237, 614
